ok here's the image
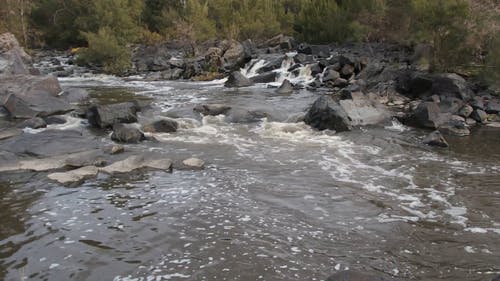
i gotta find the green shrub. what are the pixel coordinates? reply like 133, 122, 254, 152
77, 27, 131, 74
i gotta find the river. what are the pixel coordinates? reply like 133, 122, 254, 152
1, 64, 500, 281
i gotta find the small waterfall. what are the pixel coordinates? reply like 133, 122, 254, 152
240, 59, 267, 78
240, 53, 315, 86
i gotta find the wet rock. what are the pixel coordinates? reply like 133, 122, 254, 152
44, 115, 66, 125
48, 166, 99, 184
1, 75, 72, 118
304, 96, 352, 132
143, 118, 178, 133
339, 98, 391, 126
258, 56, 286, 73
0, 128, 22, 140
325, 270, 396, 281
226, 108, 273, 123
224, 71, 253, 87
100, 155, 172, 174
470, 96, 485, 110
432, 73, 472, 100
470, 109, 488, 123
310, 63, 323, 76
86, 102, 138, 128
111, 123, 145, 143
276, 79, 294, 94
294, 53, 314, 65
110, 144, 125, 155
250, 71, 278, 84
182, 158, 205, 170
59, 88, 90, 104
405, 102, 443, 129
194, 104, 232, 116
423, 131, 449, 147
65, 149, 106, 168
17, 117, 47, 129
2, 130, 99, 157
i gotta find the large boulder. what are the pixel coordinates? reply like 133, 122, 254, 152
224, 71, 253, 87
338, 97, 391, 126
257, 56, 286, 73
404, 102, 444, 129
304, 96, 352, 132
431, 73, 472, 100
86, 102, 138, 128
0, 74, 72, 118
0, 32, 33, 75
1, 130, 100, 157
48, 166, 100, 184
222, 40, 253, 72
111, 123, 145, 143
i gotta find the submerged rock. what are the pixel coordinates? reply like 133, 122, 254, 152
182, 158, 205, 170
304, 96, 352, 132
276, 79, 294, 94
423, 131, 449, 147
17, 117, 47, 129
143, 118, 178, 133
194, 104, 232, 116
224, 71, 253, 87
111, 123, 145, 143
100, 155, 172, 174
48, 166, 99, 184
86, 102, 138, 128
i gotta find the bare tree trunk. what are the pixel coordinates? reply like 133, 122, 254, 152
19, 0, 28, 46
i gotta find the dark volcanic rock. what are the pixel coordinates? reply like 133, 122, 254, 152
86, 102, 138, 128
111, 123, 145, 143
304, 96, 352, 132
276, 79, 294, 94
439, 115, 470, 136
423, 131, 449, 147
258, 56, 285, 73
132, 43, 172, 72
298, 44, 330, 58
222, 40, 253, 72
143, 118, 178, 133
322, 69, 340, 83
224, 71, 253, 87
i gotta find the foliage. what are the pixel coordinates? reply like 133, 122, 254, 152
77, 27, 131, 74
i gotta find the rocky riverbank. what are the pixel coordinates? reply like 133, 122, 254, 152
2, 32, 500, 281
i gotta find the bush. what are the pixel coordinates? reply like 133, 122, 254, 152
77, 27, 131, 74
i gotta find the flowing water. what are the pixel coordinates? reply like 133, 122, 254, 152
1, 59, 500, 281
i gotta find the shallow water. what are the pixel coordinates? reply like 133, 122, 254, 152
0, 75, 499, 281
